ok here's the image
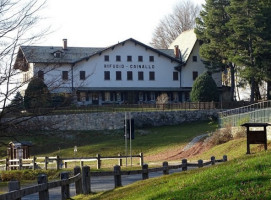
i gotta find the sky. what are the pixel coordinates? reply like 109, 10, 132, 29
37, 0, 205, 48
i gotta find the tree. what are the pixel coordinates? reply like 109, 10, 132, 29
226, 0, 271, 102
190, 72, 219, 102
0, 0, 49, 142
151, 0, 200, 48
6, 92, 24, 114
24, 78, 51, 112
195, 0, 236, 101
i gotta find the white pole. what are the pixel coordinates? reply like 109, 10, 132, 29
125, 112, 127, 167
130, 112, 132, 166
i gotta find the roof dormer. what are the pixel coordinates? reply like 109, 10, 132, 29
52, 50, 63, 58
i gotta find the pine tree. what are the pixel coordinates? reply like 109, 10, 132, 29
195, 0, 236, 101
226, 0, 271, 102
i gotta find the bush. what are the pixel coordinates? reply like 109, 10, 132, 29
206, 126, 233, 146
24, 78, 52, 112
190, 72, 219, 102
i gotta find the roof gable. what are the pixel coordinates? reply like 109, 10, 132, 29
168, 29, 197, 63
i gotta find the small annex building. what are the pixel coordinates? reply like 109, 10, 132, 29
14, 29, 222, 105
7, 141, 32, 159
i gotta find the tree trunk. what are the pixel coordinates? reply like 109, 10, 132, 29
229, 63, 235, 101
250, 77, 255, 103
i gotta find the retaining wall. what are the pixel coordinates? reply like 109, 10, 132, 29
27, 110, 219, 131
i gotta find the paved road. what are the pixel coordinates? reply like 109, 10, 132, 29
21, 168, 182, 199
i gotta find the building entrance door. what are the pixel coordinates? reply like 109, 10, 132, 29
92, 93, 99, 105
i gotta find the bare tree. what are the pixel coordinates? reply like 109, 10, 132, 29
151, 0, 200, 49
0, 0, 50, 143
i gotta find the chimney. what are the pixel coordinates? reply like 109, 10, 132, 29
174, 45, 180, 59
63, 39, 67, 50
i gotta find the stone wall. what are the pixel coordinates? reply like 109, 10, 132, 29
30, 110, 219, 131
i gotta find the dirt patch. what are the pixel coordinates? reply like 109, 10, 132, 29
145, 138, 211, 162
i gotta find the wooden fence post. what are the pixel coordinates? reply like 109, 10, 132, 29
82, 166, 91, 194
223, 155, 228, 162
139, 152, 144, 166
142, 164, 149, 180
32, 156, 36, 170
5, 158, 9, 171
163, 161, 169, 175
182, 159, 187, 171
61, 172, 70, 200
80, 161, 84, 168
211, 156, 216, 165
114, 165, 122, 188
8, 180, 21, 200
118, 153, 122, 166
38, 174, 49, 200
56, 156, 60, 170
96, 154, 101, 169
45, 156, 48, 170
18, 158, 22, 170
64, 162, 67, 169
198, 159, 203, 168
74, 166, 83, 195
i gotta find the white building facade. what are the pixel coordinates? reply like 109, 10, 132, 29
14, 30, 222, 105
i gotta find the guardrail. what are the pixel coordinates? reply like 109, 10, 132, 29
0, 155, 227, 200
1, 153, 144, 171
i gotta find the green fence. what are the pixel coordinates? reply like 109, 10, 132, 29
219, 101, 271, 127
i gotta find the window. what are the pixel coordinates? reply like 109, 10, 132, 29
149, 56, 154, 62
54, 52, 61, 58
127, 55, 132, 62
193, 71, 198, 80
104, 55, 109, 61
149, 71, 155, 80
80, 71, 85, 80
62, 71, 68, 80
138, 56, 143, 62
127, 71, 133, 80
38, 70, 44, 80
138, 71, 144, 80
192, 56, 197, 62
104, 71, 110, 80
173, 71, 178, 81
116, 55, 121, 62
116, 71, 122, 80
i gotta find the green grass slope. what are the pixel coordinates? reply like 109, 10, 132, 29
76, 150, 271, 200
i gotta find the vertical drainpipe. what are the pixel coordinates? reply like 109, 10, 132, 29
71, 64, 74, 93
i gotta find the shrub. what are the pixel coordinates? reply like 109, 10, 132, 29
24, 78, 52, 111
190, 72, 219, 102
205, 126, 233, 146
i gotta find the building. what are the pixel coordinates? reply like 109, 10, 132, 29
14, 30, 221, 105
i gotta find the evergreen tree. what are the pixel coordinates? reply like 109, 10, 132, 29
24, 78, 52, 112
226, 0, 271, 102
190, 72, 219, 102
195, 0, 236, 101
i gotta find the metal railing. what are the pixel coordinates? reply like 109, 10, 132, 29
219, 100, 271, 127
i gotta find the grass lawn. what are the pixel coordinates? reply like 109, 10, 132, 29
75, 150, 271, 200
0, 121, 217, 159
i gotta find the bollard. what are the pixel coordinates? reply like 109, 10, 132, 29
82, 166, 91, 194
74, 166, 83, 195
142, 164, 149, 180
38, 174, 49, 200
182, 159, 187, 171
198, 159, 203, 168
163, 161, 169, 175
223, 155, 228, 162
8, 180, 21, 200
211, 156, 216, 165
114, 165, 122, 188
61, 172, 70, 200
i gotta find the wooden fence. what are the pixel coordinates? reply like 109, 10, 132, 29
0, 153, 144, 171
0, 155, 227, 200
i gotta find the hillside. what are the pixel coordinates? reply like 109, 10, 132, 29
75, 146, 271, 200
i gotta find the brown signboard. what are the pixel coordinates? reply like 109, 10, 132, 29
241, 123, 270, 154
